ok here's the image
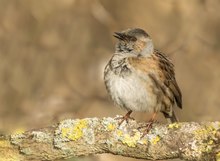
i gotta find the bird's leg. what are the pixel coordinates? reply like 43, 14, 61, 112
138, 112, 157, 137
116, 110, 134, 126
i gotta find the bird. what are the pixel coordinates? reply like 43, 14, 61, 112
104, 28, 182, 128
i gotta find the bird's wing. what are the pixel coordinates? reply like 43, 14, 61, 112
154, 49, 182, 108
128, 50, 182, 109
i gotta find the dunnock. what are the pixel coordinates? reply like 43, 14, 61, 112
104, 28, 182, 126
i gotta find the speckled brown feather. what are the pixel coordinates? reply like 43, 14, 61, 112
128, 50, 182, 108
154, 50, 182, 109
128, 50, 182, 122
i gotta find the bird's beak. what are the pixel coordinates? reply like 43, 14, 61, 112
113, 32, 126, 40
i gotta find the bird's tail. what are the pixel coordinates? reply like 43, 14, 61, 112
163, 111, 179, 123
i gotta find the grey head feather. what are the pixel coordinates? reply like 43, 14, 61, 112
114, 28, 154, 56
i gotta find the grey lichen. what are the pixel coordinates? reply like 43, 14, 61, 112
32, 131, 52, 143
10, 133, 26, 145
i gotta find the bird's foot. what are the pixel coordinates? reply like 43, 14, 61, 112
138, 119, 157, 138
115, 110, 134, 126
138, 113, 157, 138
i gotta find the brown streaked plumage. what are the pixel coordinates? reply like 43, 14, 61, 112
104, 28, 182, 126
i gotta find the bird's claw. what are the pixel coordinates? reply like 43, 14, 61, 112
138, 119, 157, 138
116, 115, 134, 126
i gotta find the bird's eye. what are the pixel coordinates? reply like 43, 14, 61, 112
130, 36, 137, 41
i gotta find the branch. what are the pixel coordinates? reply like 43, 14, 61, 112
0, 117, 220, 161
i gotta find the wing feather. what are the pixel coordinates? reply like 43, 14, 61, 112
128, 50, 182, 109
154, 50, 182, 108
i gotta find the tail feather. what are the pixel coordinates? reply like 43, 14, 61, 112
162, 111, 179, 123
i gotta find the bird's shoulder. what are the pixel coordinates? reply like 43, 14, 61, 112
127, 49, 174, 78
127, 52, 159, 73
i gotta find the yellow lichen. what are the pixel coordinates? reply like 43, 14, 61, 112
116, 130, 123, 136
168, 123, 180, 129
13, 128, 25, 135
194, 125, 216, 136
121, 131, 141, 148
208, 140, 213, 145
207, 125, 217, 134
194, 128, 207, 136
151, 135, 161, 145
61, 119, 88, 141
216, 152, 220, 161
61, 127, 70, 138
193, 125, 218, 153
107, 123, 116, 131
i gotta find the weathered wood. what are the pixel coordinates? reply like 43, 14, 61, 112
0, 117, 219, 161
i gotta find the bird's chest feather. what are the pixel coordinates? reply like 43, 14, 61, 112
110, 73, 143, 98
106, 71, 156, 111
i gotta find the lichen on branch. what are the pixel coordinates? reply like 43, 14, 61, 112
0, 117, 219, 161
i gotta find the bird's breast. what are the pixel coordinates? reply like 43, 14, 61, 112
105, 68, 158, 112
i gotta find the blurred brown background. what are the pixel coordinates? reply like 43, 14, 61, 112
0, 0, 219, 161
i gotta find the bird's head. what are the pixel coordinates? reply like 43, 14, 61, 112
114, 28, 154, 57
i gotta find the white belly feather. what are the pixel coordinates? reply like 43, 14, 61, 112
107, 72, 158, 112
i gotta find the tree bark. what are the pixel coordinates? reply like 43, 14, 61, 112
0, 117, 220, 161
